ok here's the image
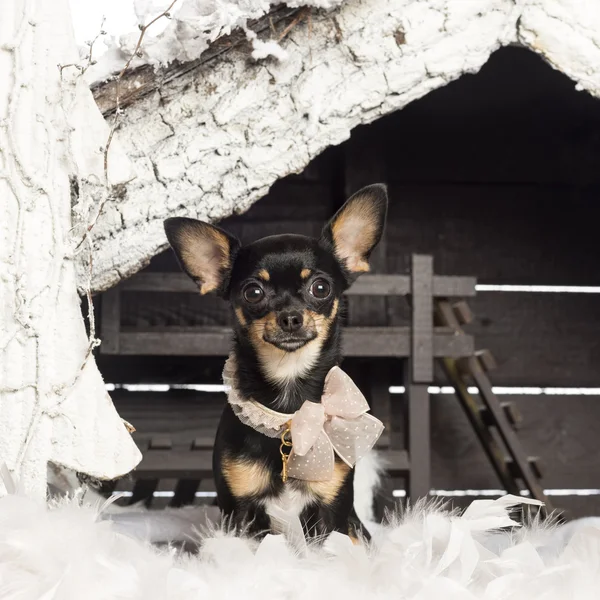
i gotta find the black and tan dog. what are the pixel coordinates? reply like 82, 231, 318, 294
164, 184, 387, 541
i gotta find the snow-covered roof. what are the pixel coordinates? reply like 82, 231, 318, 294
80, 0, 600, 293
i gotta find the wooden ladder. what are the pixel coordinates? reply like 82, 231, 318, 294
435, 298, 552, 515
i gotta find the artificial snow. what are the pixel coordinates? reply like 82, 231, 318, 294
1, 489, 599, 600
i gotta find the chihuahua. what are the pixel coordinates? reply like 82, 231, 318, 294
164, 183, 388, 541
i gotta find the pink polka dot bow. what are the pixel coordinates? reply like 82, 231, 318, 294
286, 367, 384, 481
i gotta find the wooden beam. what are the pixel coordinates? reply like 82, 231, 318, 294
114, 327, 474, 357
118, 272, 476, 297
133, 448, 409, 479
135, 449, 214, 479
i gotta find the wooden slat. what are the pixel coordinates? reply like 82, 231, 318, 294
114, 390, 600, 492
119, 272, 476, 297
428, 395, 600, 490
135, 449, 214, 479
112, 391, 223, 450
114, 326, 474, 357
134, 448, 409, 478
468, 292, 600, 386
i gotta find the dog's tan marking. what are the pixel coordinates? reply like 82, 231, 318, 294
222, 456, 271, 498
331, 193, 382, 273
257, 269, 270, 282
306, 298, 339, 340
300, 268, 312, 279
308, 461, 350, 505
234, 307, 247, 327
174, 224, 232, 294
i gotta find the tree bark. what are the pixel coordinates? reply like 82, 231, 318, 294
0, 0, 140, 498
83, 0, 600, 294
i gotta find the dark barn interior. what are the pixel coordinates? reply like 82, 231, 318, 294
96, 47, 600, 518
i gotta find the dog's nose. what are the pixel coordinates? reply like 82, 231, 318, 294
277, 311, 304, 333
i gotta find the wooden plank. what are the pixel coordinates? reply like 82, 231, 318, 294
411, 255, 433, 382
428, 395, 600, 490
114, 391, 600, 493
135, 449, 214, 479
134, 447, 408, 479
121, 290, 232, 328
120, 272, 476, 297
115, 327, 474, 357
468, 292, 600, 386
112, 391, 223, 449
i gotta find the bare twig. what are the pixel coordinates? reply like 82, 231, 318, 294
278, 7, 311, 42
103, 1, 179, 183
59, 17, 106, 77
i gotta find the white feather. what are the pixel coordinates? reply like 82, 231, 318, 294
0, 482, 599, 600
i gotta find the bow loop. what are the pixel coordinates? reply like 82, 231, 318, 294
290, 401, 325, 457
322, 367, 370, 419
287, 368, 384, 481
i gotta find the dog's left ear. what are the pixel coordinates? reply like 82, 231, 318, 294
164, 217, 240, 296
321, 183, 388, 279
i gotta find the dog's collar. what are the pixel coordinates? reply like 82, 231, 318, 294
222, 356, 384, 481
222, 356, 295, 438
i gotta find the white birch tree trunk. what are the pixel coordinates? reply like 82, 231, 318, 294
0, 0, 141, 499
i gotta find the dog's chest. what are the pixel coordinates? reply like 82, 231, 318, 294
263, 482, 313, 522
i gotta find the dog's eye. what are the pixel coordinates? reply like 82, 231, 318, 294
310, 278, 331, 299
243, 284, 264, 304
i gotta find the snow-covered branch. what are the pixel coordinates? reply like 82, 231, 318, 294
82, 0, 600, 293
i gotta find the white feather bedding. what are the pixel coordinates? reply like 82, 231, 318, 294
1, 485, 599, 599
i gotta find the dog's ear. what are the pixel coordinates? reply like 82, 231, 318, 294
164, 217, 240, 296
321, 183, 388, 279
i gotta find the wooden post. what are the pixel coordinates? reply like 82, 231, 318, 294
406, 255, 432, 502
